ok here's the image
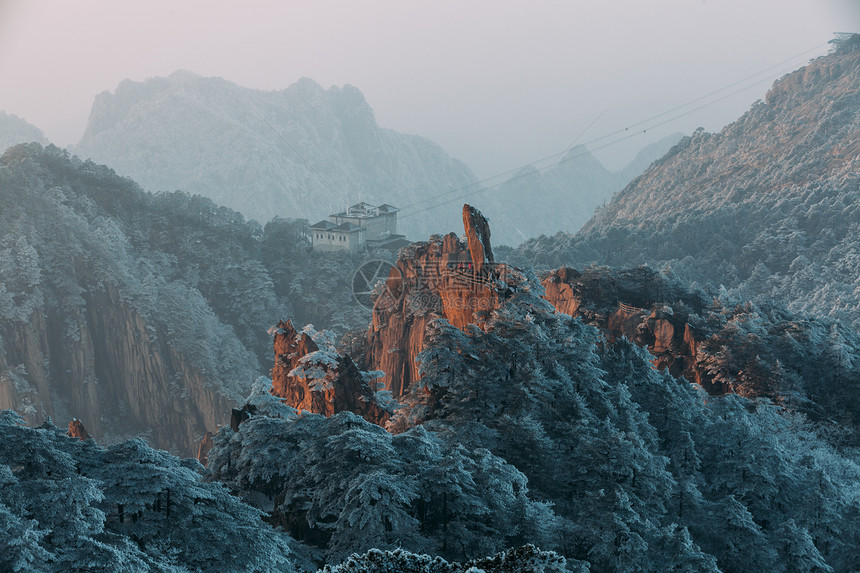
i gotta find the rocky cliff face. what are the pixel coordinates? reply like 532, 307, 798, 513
269, 320, 389, 425
542, 267, 705, 388
0, 144, 272, 457
366, 205, 522, 397
0, 284, 239, 455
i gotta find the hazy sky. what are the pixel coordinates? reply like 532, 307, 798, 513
1, 0, 857, 175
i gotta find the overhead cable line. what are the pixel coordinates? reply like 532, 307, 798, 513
544, 107, 608, 172
397, 42, 829, 221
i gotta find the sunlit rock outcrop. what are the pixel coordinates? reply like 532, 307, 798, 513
270, 319, 389, 424
539, 264, 860, 415
66, 418, 91, 440
366, 204, 522, 396
541, 266, 731, 394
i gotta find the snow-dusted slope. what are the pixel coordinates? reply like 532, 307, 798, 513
515, 38, 860, 328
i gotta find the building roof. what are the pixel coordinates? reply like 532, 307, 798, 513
348, 201, 375, 212
308, 219, 337, 230
366, 234, 410, 250
377, 238, 412, 251
332, 202, 400, 219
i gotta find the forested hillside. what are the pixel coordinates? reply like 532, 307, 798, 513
0, 411, 298, 572
208, 223, 860, 571
0, 144, 373, 455
512, 38, 860, 329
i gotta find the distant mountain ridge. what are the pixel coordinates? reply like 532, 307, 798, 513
73, 70, 680, 244
514, 38, 860, 329
0, 111, 49, 151
481, 133, 682, 245
74, 71, 477, 239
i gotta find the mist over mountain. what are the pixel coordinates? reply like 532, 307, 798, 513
481, 133, 682, 246
71, 70, 676, 245
5, 34, 860, 573
513, 39, 860, 330
73, 71, 476, 240
0, 111, 49, 150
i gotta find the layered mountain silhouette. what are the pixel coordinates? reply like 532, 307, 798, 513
480, 133, 682, 245
4, 36, 860, 573
72, 70, 677, 244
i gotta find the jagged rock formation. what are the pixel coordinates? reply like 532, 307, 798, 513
66, 418, 90, 440
367, 205, 522, 396
462, 204, 493, 273
270, 320, 389, 424
206, 205, 860, 571
72, 72, 477, 239
542, 267, 705, 387
539, 265, 860, 420
514, 38, 860, 329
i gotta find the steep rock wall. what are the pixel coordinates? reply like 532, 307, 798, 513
0, 285, 237, 455
367, 205, 516, 397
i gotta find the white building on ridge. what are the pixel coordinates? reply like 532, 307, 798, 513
308, 202, 409, 255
